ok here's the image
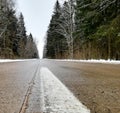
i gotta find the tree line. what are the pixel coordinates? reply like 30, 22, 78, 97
44, 0, 120, 60
0, 0, 39, 59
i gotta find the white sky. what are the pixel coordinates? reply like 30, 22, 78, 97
17, 0, 64, 58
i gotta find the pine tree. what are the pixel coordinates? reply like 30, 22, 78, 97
0, 0, 39, 59
45, 0, 67, 59
0, 0, 17, 58
45, 0, 76, 59
17, 13, 27, 58
45, 0, 120, 60
25, 33, 39, 58
74, 0, 120, 59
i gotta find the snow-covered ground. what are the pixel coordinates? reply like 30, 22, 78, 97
56, 59, 120, 64
40, 67, 90, 113
0, 59, 37, 63
1, 59, 120, 64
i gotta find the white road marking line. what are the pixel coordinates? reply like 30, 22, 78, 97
40, 67, 90, 113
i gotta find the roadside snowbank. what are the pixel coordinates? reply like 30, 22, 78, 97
56, 59, 120, 64
0, 59, 37, 63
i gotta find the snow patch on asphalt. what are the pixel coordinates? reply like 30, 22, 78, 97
56, 59, 120, 64
0, 59, 37, 63
40, 67, 90, 113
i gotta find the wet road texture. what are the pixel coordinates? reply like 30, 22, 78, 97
0, 59, 120, 113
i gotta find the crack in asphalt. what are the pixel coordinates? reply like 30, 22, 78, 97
19, 63, 40, 113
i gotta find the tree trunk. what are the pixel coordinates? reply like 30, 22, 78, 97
108, 36, 111, 60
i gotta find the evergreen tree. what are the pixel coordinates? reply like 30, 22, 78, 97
0, 0, 17, 58
74, 0, 120, 59
45, 0, 67, 59
45, 0, 120, 60
17, 13, 27, 58
25, 33, 39, 58
45, 0, 76, 59
0, 0, 39, 59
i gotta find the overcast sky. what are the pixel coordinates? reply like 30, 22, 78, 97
17, 0, 64, 58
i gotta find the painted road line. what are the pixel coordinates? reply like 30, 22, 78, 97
40, 67, 90, 113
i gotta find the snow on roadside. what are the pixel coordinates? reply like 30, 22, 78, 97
56, 59, 120, 64
0, 59, 37, 63
40, 67, 90, 113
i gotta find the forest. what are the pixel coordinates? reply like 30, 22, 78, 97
0, 0, 39, 59
44, 0, 120, 60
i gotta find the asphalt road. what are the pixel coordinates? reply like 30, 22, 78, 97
0, 59, 120, 113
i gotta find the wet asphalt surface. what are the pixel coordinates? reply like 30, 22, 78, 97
0, 59, 120, 113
